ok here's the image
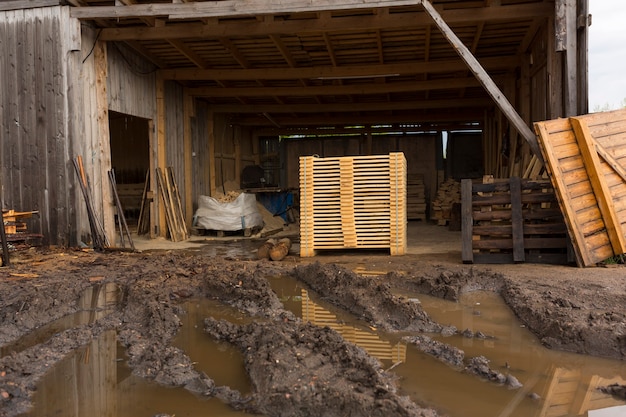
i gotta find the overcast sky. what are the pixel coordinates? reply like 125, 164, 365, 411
588, 1, 626, 111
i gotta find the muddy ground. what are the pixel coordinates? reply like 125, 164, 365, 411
0, 244, 625, 417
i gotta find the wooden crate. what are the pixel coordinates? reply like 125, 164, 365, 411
299, 153, 406, 257
535, 108, 626, 266
461, 177, 570, 264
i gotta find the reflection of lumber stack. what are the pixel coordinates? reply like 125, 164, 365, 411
299, 153, 407, 257
431, 179, 460, 225
301, 289, 406, 362
406, 176, 427, 220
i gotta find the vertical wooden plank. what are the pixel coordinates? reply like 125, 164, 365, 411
147, 119, 157, 238
461, 179, 474, 263
207, 110, 217, 196
155, 71, 167, 236
94, 39, 114, 245
299, 156, 315, 257
339, 158, 356, 248
183, 89, 193, 228
571, 117, 626, 254
510, 176, 525, 262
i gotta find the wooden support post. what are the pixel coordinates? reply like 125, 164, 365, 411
183, 89, 194, 228
419, 0, 543, 163
510, 176, 525, 263
156, 71, 167, 236
94, 40, 114, 244
461, 179, 474, 263
208, 110, 217, 196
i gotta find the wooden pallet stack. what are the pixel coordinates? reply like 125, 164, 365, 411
461, 177, 569, 264
406, 175, 427, 220
431, 179, 461, 225
299, 153, 406, 257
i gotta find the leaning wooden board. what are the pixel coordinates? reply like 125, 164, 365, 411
299, 153, 406, 257
534, 108, 626, 266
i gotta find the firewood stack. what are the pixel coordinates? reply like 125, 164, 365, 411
431, 179, 461, 225
406, 175, 427, 220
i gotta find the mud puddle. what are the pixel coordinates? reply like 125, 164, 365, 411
269, 275, 626, 417
19, 329, 251, 417
398, 291, 626, 417
2, 283, 119, 358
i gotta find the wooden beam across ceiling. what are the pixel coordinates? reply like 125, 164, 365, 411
160, 56, 519, 81
71, 0, 421, 20
94, 3, 552, 42
210, 97, 492, 113
188, 77, 483, 98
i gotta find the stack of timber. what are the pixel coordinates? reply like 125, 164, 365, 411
156, 167, 189, 242
535, 108, 626, 266
299, 153, 406, 257
461, 177, 569, 264
406, 175, 427, 220
431, 179, 461, 225
2, 210, 42, 245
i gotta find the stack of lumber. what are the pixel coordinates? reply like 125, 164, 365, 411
2, 210, 42, 244
299, 153, 406, 257
156, 167, 189, 242
431, 179, 461, 225
406, 175, 427, 220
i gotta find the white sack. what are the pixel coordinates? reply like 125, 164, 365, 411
194, 193, 263, 231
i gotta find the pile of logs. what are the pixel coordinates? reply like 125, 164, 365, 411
431, 179, 461, 225
257, 237, 292, 261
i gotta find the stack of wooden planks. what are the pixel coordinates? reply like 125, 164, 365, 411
299, 153, 406, 257
2, 210, 42, 244
535, 108, 626, 266
431, 179, 461, 225
156, 167, 189, 242
461, 177, 569, 264
406, 175, 427, 220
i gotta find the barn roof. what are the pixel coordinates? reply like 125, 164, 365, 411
67, 0, 553, 135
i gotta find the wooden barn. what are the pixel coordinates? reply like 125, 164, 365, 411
0, 0, 590, 250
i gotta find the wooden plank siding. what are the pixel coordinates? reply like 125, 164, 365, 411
0, 6, 79, 246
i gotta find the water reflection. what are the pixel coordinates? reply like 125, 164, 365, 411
2, 283, 119, 358
409, 291, 626, 417
270, 275, 626, 417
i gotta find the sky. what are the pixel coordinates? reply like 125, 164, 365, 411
588, 1, 626, 111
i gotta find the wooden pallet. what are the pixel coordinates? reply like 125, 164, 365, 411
535, 108, 626, 266
299, 153, 406, 257
461, 177, 569, 264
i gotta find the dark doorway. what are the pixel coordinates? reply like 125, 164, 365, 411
109, 111, 150, 226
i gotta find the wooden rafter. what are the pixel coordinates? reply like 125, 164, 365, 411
94, 3, 553, 42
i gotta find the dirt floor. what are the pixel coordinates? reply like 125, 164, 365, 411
1, 224, 626, 417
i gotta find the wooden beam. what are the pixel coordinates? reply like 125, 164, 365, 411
94, 40, 114, 246
189, 77, 482, 98
92, 3, 553, 40
161, 56, 519, 81
0, 0, 60, 11
419, 0, 543, 162
211, 97, 492, 113
156, 72, 167, 237
72, 0, 420, 20
233, 110, 485, 127
183, 90, 194, 228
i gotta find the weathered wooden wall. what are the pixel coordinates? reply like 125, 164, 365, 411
0, 6, 81, 246
285, 133, 438, 207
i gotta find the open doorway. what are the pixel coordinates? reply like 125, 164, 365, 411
108, 111, 150, 228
